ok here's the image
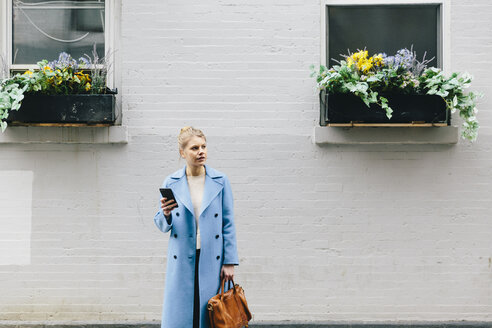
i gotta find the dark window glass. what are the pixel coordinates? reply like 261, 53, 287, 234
327, 5, 440, 68
12, 0, 105, 65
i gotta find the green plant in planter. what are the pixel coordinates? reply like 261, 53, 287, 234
0, 49, 112, 132
0, 80, 26, 131
311, 48, 481, 141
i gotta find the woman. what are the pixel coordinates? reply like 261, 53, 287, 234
154, 127, 239, 328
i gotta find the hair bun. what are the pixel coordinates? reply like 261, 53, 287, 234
180, 126, 192, 133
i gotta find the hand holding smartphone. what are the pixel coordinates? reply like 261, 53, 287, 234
160, 188, 178, 216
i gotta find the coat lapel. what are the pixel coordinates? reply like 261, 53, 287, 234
199, 165, 223, 218
170, 167, 194, 216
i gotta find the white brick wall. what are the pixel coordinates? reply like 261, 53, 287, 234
1, 0, 491, 323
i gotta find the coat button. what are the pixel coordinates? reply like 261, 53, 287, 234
215, 235, 219, 239
188, 255, 193, 259
214, 213, 218, 218
216, 255, 220, 260
189, 234, 193, 238
173, 255, 177, 259
174, 234, 178, 238
176, 212, 180, 217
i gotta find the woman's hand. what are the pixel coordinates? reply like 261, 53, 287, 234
161, 197, 178, 217
220, 264, 235, 281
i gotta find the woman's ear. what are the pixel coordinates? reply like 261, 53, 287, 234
179, 149, 184, 158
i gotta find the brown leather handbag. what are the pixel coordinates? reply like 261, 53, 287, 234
207, 278, 252, 328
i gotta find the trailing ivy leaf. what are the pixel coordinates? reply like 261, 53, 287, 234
380, 96, 392, 119
369, 91, 378, 103
356, 83, 368, 93
366, 75, 380, 82
345, 82, 358, 93
435, 89, 449, 97
427, 87, 438, 95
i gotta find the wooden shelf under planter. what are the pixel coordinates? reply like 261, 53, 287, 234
319, 91, 449, 126
328, 123, 448, 127
313, 126, 459, 145
7, 93, 116, 125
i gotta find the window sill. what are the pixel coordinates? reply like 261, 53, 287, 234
0, 125, 128, 144
313, 126, 458, 145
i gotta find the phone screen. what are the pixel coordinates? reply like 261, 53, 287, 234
159, 188, 178, 207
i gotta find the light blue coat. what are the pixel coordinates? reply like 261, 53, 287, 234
154, 165, 239, 328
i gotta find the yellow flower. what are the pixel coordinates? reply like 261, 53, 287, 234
74, 71, 91, 82
346, 57, 355, 67
348, 50, 370, 71
373, 54, 384, 67
85, 82, 91, 91
354, 50, 368, 62
23, 70, 33, 76
357, 58, 373, 73
346, 50, 384, 72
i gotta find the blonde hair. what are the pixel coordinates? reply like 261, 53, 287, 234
178, 126, 206, 150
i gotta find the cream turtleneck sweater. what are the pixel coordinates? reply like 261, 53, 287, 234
187, 172, 205, 249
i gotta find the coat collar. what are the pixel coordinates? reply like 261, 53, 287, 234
170, 164, 223, 180
169, 165, 223, 217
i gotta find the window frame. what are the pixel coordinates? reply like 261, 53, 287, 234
320, 0, 450, 74
0, 0, 119, 90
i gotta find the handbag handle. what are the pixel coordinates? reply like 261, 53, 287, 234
218, 278, 235, 298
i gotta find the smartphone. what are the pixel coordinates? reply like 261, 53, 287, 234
159, 188, 178, 207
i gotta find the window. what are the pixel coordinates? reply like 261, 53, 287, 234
321, 0, 450, 72
12, 0, 105, 65
1, 0, 118, 88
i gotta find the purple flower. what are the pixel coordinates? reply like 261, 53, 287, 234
78, 57, 90, 68
382, 48, 416, 70
48, 52, 79, 70
382, 53, 395, 67
395, 48, 414, 69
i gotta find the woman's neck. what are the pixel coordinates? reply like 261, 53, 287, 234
186, 165, 205, 177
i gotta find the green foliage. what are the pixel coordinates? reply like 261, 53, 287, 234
420, 68, 481, 141
311, 49, 481, 141
0, 79, 27, 132
20, 60, 92, 95
0, 50, 112, 132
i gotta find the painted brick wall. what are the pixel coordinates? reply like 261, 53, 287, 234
1, 0, 491, 324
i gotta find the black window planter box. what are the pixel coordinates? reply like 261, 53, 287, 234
319, 91, 450, 126
7, 92, 117, 125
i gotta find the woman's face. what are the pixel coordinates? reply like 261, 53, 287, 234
180, 136, 207, 168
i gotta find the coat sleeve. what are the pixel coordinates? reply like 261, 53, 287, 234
154, 177, 173, 233
222, 175, 239, 265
